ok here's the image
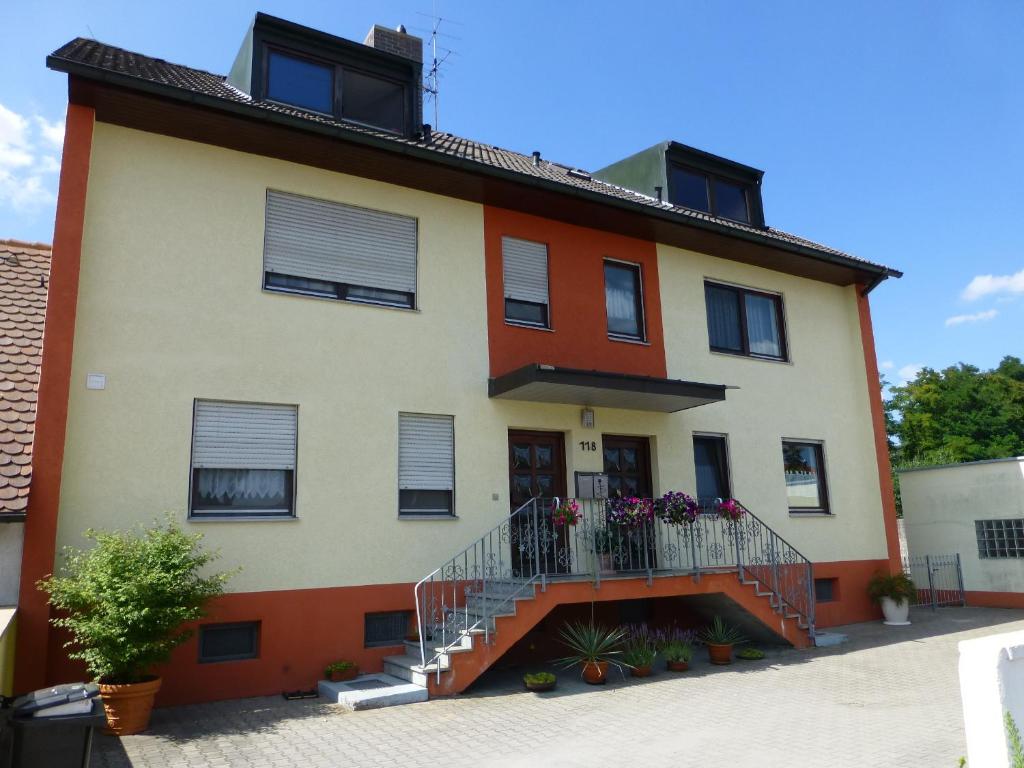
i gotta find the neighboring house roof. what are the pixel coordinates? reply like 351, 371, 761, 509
47, 38, 901, 281
0, 240, 51, 519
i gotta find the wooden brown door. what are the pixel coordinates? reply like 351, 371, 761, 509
602, 435, 653, 498
508, 431, 568, 576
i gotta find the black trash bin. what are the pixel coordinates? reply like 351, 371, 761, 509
0, 683, 106, 768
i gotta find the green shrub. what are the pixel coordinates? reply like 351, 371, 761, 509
737, 647, 766, 660
38, 519, 235, 684
523, 672, 556, 685
866, 572, 916, 604
325, 660, 357, 676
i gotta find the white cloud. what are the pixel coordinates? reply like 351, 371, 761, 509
945, 309, 998, 327
0, 103, 63, 214
962, 269, 1024, 301
898, 363, 923, 384
879, 360, 894, 371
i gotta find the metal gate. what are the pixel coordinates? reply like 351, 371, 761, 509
902, 554, 965, 609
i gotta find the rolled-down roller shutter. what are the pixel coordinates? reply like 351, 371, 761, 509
264, 190, 417, 295
192, 401, 297, 470
501, 236, 548, 306
398, 413, 454, 490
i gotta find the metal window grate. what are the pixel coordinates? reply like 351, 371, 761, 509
976, 519, 1024, 558
814, 578, 837, 603
364, 611, 411, 647
199, 621, 260, 663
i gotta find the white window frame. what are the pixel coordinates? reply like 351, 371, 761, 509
397, 412, 456, 519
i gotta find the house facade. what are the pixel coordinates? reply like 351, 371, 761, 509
19, 14, 901, 705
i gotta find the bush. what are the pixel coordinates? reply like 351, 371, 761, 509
325, 660, 357, 676
866, 572, 916, 604
523, 672, 556, 685
38, 519, 235, 684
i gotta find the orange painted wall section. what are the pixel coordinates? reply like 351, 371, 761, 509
15, 104, 94, 694
483, 206, 667, 378
855, 287, 902, 574
964, 592, 1024, 610
812, 559, 887, 627
46, 582, 416, 707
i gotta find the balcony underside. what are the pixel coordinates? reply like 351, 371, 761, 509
488, 364, 729, 413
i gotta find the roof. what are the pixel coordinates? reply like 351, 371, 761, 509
0, 240, 50, 520
47, 37, 901, 281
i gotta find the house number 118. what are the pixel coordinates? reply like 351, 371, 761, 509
579, 441, 598, 451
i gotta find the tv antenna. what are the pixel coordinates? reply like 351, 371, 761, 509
415, 6, 460, 130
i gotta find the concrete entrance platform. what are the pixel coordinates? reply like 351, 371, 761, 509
317, 673, 427, 711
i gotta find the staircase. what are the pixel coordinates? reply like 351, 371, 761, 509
385, 497, 816, 697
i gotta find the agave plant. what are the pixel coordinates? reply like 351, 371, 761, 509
554, 622, 629, 672
700, 616, 746, 646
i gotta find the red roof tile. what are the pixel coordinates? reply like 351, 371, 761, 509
0, 240, 51, 517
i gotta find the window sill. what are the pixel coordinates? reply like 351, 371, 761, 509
398, 514, 459, 521
607, 335, 650, 346
189, 515, 298, 523
789, 510, 832, 518
709, 349, 791, 365
263, 287, 420, 314
505, 321, 554, 333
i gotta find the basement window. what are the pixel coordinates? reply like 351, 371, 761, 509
199, 622, 260, 663
814, 578, 838, 603
365, 611, 412, 647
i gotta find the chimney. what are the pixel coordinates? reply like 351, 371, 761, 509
363, 24, 423, 63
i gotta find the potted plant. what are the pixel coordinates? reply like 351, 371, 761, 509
38, 519, 233, 735
554, 621, 628, 684
736, 647, 766, 661
607, 496, 655, 528
700, 616, 746, 665
593, 527, 615, 575
657, 491, 700, 526
656, 626, 696, 671
325, 660, 359, 682
523, 671, 557, 692
551, 498, 581, 527
867, 571, 916, 625
621, 624, 658, 677
716, 498, 746, 522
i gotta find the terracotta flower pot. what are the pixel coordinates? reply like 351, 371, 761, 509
707, 643, 734, 665
581, 660, 609, 684
666, 660, 690, 672
631, 664, 653, 678
329, 666, 358, 682
99, 676, 162, 735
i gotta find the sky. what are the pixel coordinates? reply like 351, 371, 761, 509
1, 1, 1021, 384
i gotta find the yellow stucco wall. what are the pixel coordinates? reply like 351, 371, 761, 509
901, 458, 1024, 593
55, 123, 887, 593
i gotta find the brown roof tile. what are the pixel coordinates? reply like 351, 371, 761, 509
0, 240, 50, 517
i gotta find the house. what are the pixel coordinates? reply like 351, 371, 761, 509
18, 13, 902, 705
901, 457, 1024, 607
0, 240, 51, 696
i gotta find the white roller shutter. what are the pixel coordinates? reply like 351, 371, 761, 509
501, 236, 549, 306
398, 413, 454, 490
264, 190, 417, 294
192, 401, 297, 470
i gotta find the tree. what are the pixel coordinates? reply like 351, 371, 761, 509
886, 356, 1024, 466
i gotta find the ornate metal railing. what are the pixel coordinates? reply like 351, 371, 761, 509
413, 496, 815, 675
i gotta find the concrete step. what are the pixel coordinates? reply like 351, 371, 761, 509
383, 653, 450, 686
474, 580, 537, 597
318, 673, 426, 711
464, 593, 531, 615
403, 635, 474, 658
813, 631, 848, 648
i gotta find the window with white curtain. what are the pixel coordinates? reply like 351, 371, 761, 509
398, 413, 455, 516
704, 281, 787, 361
604, 260, 645, 341
190, 400, 297, 518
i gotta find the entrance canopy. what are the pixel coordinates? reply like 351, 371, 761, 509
488, 364, 729, 413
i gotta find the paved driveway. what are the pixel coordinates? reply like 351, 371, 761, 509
93, 607, 1024, 768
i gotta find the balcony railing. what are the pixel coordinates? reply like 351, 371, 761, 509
414, 496, 814, 671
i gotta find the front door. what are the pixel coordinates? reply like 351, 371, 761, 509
508, 431, 567, 576
602, 435, 655, 571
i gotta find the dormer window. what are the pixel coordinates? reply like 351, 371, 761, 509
669, 164, 751, 224
266, 50, 334, 114
341, 69, 405, 133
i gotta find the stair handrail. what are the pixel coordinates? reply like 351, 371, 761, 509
413, 496, 542, 669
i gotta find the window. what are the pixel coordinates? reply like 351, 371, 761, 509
263, 191, 417, 309
976, 519, 1024, 559
782, 440, 829, 514
398, 413, 455, 516
502, 236, 549, 327
365, 611, 412, 647
342, 69, 405, 134
266, 50, 334, 114
604, 261, 644, 341
669, 163, 752, 223
815, 578, 838, 603
704, 282, 787, 361
693, 434, 731, 502
190, 401, 297, 518
199, 622, 260, 663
